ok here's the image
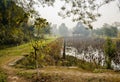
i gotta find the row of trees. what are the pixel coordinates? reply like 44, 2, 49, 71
93, 23, 118, 37
51, 22, 90, 37
51, 22, 119, 38
72, 22, 119, 38
50, 23, 69, 36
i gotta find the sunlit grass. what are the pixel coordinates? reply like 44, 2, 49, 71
0, 36, 57, 65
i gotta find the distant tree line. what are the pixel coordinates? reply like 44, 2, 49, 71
72, 22, 90, 36
50, 23, 69, 37
51, 22, 119, 38
93, 23, 118, 37
51, 22, 91, 37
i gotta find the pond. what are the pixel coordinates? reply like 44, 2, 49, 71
64, 46, 120, 70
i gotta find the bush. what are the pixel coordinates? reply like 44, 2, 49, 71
63, 55, 77, 66
15, 39, 62, 69
64, 55, 103, 71
0, 69, 7, 82
104, 37, 117, 69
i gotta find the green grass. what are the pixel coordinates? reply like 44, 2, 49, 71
0, 37, 56, 65
0, 36, 56, 81
15, 38, 62, 69
0, 36, 57, 82
0, 68, 7, 82
17, 71, 34, 79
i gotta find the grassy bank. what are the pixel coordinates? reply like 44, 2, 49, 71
15, 38, 62, 69
0, 37, 56, 65
0, 36, 57, 81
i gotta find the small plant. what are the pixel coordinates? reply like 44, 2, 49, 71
93, 69, 104, 73
15, 38, 62, 68
17, 71, 34, 79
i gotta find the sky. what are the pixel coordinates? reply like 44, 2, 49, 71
34, 0, 120, 29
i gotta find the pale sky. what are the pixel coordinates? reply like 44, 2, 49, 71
34, 0, 120, 29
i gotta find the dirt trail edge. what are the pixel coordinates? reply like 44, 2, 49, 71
1, 56, 27, 82
1, 56, 120, 82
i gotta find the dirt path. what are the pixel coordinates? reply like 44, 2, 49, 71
1, 56, 120, 82
1, 56, 28, 82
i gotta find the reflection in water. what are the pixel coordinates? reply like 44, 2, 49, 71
65, 46, 120, 70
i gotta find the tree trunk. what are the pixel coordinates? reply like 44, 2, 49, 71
106, 57, 112, 69
63, 39, 66, 59
34, 47, 39, 79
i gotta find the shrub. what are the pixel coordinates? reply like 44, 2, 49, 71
104, 37, 117, 69
15, 38, 62, 69
0, 69, 7, 82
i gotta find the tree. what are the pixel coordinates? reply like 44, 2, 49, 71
31, 17, 48, 79
42, 23, 51, 35
73, 22, 90, 36
58, 23, 69, 36
93, 23, 118, 37
0, 0, 30, 45
14, 0, 114, 29
104, 37, 117, 69
58, 0, 114, 29
93, 28, 103, 36
58, 23, 68, 59
50, 24, 59, 36
34, 17, 48, 39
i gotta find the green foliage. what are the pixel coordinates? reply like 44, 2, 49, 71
77, 61, 101, 71
0, 0, 34, 46
34, 18, 49, 39
64, 55, 102, 71
93, 69, 104, 73
42, 23, 51, 34
59, 0, 114, 28
15, 38, 103, 71
103, 26, 118, 37
16, 38, 62, 69
0, 69, 7, 82
62, 55, 77, 66
16, 41, 46, 69
104, 37, 117, 69
17, 53, 36, 69
94, 24, 118, 37
15, 0, 114, 29
17, 71, 34, 79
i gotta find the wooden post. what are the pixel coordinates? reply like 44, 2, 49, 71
63, 38, 66, 59
33, 46, 39, 79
